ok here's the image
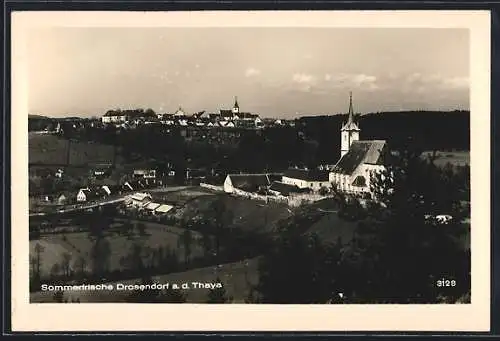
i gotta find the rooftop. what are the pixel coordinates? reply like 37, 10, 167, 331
332, 140, 387, 175
283, 168, 330, 182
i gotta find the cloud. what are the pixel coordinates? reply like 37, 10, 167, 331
245, 68, 261, 77
441, 76, 469, 89
404, 73, 469, 91
292, 73, 315, 84
325, 73, 379, 91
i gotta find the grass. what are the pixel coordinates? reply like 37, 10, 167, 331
305, 212, 357, 245
29, 134, 115, 166
176, 193, 293, 233
421, 151, 470, 168
29, 223, 205, 279
30, 257, 260, 303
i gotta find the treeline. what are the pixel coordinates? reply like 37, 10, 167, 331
35, 110, 469, 175
297, 110, 469, 164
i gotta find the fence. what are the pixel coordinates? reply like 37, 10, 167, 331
199, 183, 225, 192
230, 187, 326, 207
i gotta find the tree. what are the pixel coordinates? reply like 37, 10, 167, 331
180, 230, 193, 265
159, 287, 187, 303
339, 142, 470, 303
60, 252, 72, 277
90, 237, 111, 277
74, 255, 87, 278
206, 277, 230, 303
255, 231, 341, 304
50, 263, 61, 278
136, 222, 147, 236
33, 243, 44, 281
200, 231, 213, 258
319, 186, 329, 196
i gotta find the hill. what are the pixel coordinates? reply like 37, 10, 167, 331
297, 110, 469, 164
172, 193, 293, 234
29, 134, 116, 166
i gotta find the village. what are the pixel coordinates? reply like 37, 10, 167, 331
28, 90, 470, 304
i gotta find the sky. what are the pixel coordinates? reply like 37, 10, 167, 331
27, 27, 469, 118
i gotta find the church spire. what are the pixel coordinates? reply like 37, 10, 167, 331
347, 91, 354, 124
234, 96, 239, 109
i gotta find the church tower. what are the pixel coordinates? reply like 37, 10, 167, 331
340, 92, 360, 158
232, 96, 240, 115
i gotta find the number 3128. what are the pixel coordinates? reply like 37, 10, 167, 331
436, 279, 457, 287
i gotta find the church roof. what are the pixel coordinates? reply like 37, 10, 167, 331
220, 109, 234, 117
332, 140, 387, 175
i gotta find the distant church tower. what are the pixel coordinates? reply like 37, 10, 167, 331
340, 92, 360, 158
232, 96, 240, 115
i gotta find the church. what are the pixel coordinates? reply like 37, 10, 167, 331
327, 92, 388, 198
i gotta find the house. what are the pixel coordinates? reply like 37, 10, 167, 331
143, 202, 161, 214
102, 110, 127, 124
173, 107, 187, 118
328, 92, 387, 198
57, 194, 67, 205
76, 188, 101, 202
122, 182, 134, 192
127, 192, 153, 208
102, 184, 122, 196
223, 173, 283, 194
281, 168, 330, 192
55, 169, 64, 178
268, 181, 309, 197
133, 169, 156, 179
155, 204, 174, 215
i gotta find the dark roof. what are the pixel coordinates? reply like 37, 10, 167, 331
220, 110, 233, 117
240, 112, 258, 119
228, 174, 271, 192
283, 168, 330, 182
332, 140, 386, 175
103, 111, 125, 117
80, 188, 100, 200
106, 184, 122, 193
269, 181, 305, 196
267, 173, 284, 183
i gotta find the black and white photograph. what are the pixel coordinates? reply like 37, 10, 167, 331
11, 10, 490, 332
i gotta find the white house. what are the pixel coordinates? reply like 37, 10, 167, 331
328, 92, 387, 198
76, 188, 99, 202
133, 169, 156, 179
281, 168, 330, 192
155, 204, 174, 215
127, 192, 153, 208
223, 173, 282, 194
102, 111, 127, 124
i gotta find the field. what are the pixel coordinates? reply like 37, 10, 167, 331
29, 222, 205, 279
29, 134, 115, 165
305, 212, 357, 245
421, 151, 470, 168
175, 193, 293, 233
30, 257, 260, 303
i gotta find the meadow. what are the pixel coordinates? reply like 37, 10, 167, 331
29, 222, 205, 280
29, 134, 116, 165
421, 150, 470, 168
30, 257, 260, 303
